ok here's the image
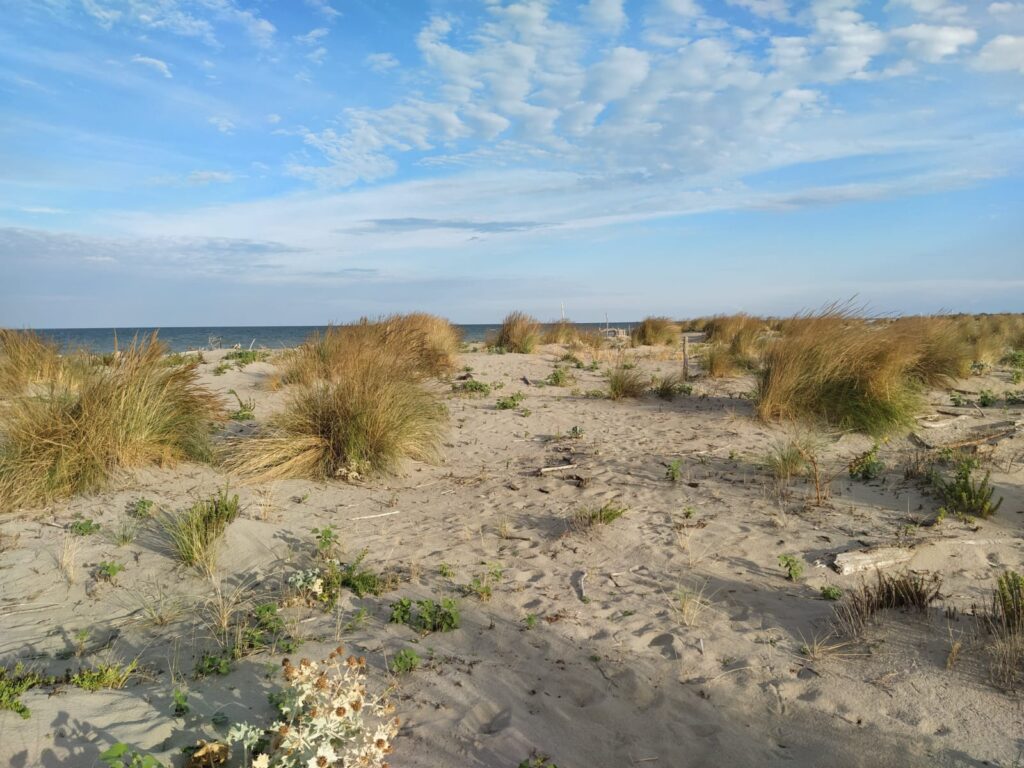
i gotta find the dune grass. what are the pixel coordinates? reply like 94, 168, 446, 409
227, 344, 445, 482
160, 487, 240, 574
0, 333, 223, 511
756, 306, 964, 435
542, 318, 580, 345
607, 365, 648, 400
489, 311, 541, 353
0, 329, 69, 397
630, 316, 680, 347
277, 315, 458, 388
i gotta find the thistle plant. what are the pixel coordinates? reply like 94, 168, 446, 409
226, 649, 399, 768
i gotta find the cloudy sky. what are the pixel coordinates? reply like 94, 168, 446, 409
2, 0, 1023, 326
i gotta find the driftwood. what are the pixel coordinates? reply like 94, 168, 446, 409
833, 546, 914, 576
537, 463, 578, 475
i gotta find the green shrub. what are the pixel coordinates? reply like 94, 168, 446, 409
607, 367, 647, 400
934, 463, 1003, 520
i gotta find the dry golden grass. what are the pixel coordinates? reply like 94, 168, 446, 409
489, 311, 541, 353
756, 305, 965, 435
227, 342, 445, 482
0, 333, 224, 511
631, 316, 680, 346
277, 315, 457, 388
542, 318, 580, 345
703, 343, 739, 378
0, 329, 68, 397
607, 365, 648, 400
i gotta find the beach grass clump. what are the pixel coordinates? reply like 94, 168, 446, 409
227, 345, 445, 482
0, 333, 223, 511
702, 343, 739, 378
542, 318, 580, 345
0, 329, 68, 397
704, 313, 765, 362
489, 311, 541, 353
630, 316, 680, 347
160, 487, 240, 572
984, 570, 1024, 687
607, 366, 648, 400
756, 305, 964, 435
278, 315, 459, 388
833, 571, 941, 637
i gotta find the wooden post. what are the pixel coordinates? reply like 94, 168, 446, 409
682, 335, 689, 380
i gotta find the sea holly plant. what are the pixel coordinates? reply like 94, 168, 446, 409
226, 649, 400, 768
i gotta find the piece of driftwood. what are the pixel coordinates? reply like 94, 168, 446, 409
537, 463, 578, 475
833, 546, 914, 575
911, 421, 1019, 450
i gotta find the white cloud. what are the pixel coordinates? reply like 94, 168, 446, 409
306, 46, 327, 65
366, 53, 400, 72
727, 0, 790, 21
18, 206, 66, 214
586, 46, 650, 101
208, 116, 235, 133
894, 24, 977, 62
305, 0, 341, 19
886, 0, 967, 22
662, 0, 703, 16
187, 170, 235, 184
266, 113, 282, 124
581, 0, 627, 34
974, 35, 1024, 73
130, 54, 172, 79
295, 27, 329, 45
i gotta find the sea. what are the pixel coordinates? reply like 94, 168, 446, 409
32, 323, 636, 354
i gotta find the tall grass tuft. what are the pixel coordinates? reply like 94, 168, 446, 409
490, 312, 541, 353
756, 305, 963, 435
542, 318, 580, 345
0, 329, 67, 397
278, 316, 457, 388
227, 345, 445, 482
0, 334, 223, 511
631, 316, 680, 347
607, 366, 648, 400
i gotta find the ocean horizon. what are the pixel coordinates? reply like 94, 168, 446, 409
30, 322, 639, 354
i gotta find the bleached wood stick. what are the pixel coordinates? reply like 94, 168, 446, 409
538, 463, 578, 474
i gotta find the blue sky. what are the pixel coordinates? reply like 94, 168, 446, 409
2, 0, 1023, 326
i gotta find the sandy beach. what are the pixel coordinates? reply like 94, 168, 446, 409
1, 335, 1022, 768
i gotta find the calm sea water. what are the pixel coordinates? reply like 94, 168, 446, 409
33, 323, 635, 354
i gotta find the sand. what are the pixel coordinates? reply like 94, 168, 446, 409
1, 345, 1023, 767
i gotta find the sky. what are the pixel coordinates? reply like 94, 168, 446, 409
1, 0, 1023, 327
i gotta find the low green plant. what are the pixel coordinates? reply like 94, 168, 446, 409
390, 648, 420, 674
312, 525, 339, 557
212, 362, 231, 376
567, 425, 584, 439
764, 439, 809, 483
950, 392, 966, 407
849, 443, 885, 481
496, 392, 525, 410
438, 562, 455, 579
655, 372, 692, 400
128, 498, 154, 518
665, 459, 682, 483
0, 663, 50, 718
194, 652, 232, 678
523, 614, 538, 630
978, 389, 997, 407
172, 688, 190, 717
570, 501, 627, 532
70, 660, 137, 691
223, 349, 269, 368
559, 353, 584, 368
112, 514, 141, 545
389, 597, 460, 633
546, 367, 573, 387
227, 389, 255, 420
518, 754, 559, 768
820, 585, 842, 601
453, 379, 491, 395
778, 554, 803, 581
933, 462, 1003, 520
990, 570, 1024, 635
98, 743, 165, 768
95, 560, 125, 583
70, 517, 101, 536
1007, 390, 1024, 405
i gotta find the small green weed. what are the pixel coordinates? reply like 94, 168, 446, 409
778, 554, 803, 581
820, 585, 842, 601
172, 688, 190, 717
570, 501, 626, 532
227, 389, 255, 420
496, 392, 525, 410
70, 518, 101, 536
453, 379, 491, 395
390, 649, 420, 674
98, 743, 165, 768
70, 660, 137, 691
849, 443, 884, 481
665, 459, 682, 483
95, 561, 125, 583
389, 597, 460, 634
